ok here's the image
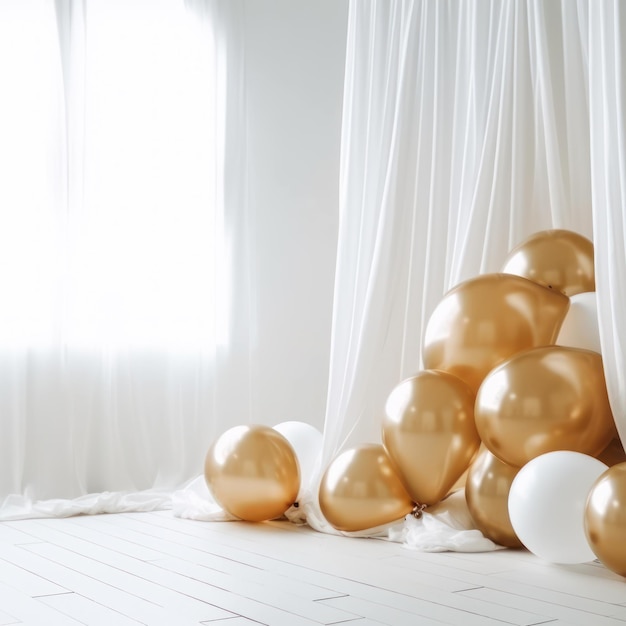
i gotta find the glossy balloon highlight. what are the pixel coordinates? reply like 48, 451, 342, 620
585, 462, 626, 577
475, 346, 615, 467
501, 229, 595, 296
383, 370, 480, 505
319, 444, 414, 532
204, 425, 300, 522
465, 449, 522, 548
422, 273, 569, 394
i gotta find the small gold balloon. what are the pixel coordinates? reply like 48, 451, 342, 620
319, 444, 414, 532
475, 346, 615, 468
502, 229, 594, 296
422, 273, 570, 394
382, 370, 480, 505
204, 424, 300, 522
465, 449, 523, 548
585, 462, 626, 577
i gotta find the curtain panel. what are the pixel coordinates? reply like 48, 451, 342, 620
590, 0, 626, 446
0, 0, 248, 519
321, 0, 599, 466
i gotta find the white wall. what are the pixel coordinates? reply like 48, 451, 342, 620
244, 0, 348, 429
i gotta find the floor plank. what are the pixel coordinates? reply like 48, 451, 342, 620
9, 519, 354, 624
0, 582, 80, 626
22, 542, 238, 623
383, 552, 626, 619
39, 593, 144, 626
0, 543, 209, 625
457, 587, 626, 626
0, 556, 69, 597
1, 512, 625, 626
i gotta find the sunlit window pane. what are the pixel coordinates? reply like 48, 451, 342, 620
0, 0, 218, 350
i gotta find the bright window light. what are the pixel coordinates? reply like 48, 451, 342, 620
0, 0, 219, 351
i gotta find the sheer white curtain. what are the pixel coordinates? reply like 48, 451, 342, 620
0, 0, 248, 519
590, 0, 626, 446
321, 0, 595, 467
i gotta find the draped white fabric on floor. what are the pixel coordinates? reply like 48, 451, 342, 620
2, 0, 626, 553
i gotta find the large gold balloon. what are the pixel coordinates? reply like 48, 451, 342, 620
319, 444, 414, 532
422, 273, 570, 394
502, 229, 595, 296
475, 346, 615, 467
585, 463, 626, 577
465, 449, 522, 548
382, 370, 480, 505
204, 425, 300, 522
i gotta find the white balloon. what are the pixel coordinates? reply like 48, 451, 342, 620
508, 451, 608, 564
273, 421, 323, 498
556, 292, 601, 354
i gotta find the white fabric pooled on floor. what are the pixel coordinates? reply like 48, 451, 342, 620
172, 476, 503, 552
0, 490, 172, 521
387, 490, 504, 552
171, 475, 237, 522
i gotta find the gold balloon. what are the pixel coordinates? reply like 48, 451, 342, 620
502, 229, 595, 296
597, 438, 626, 467
422, 273, 570, 394
204, 425, 300, 522
585, 462, 626, 577
465, 449, 523, 548
451, 444, 485, 492
319, 444, 414, 532
382, 370, 480, 505
475, 346, 615, 468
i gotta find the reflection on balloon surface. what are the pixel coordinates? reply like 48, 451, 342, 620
475, 346, 614, 467
383, 370, 479, 505
465, 449, 522, 548
585, 463, 626, 577
204, 424, 300, 522
319, 444, 414, 532
502, 229, 594, 296
423, 273, 569, 394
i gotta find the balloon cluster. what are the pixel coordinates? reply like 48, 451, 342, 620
202, 229, 626, 577
317, 229, 626, 576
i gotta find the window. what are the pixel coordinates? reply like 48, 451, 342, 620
0, 0, 219, 351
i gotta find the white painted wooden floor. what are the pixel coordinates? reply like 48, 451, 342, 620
0, 511, 625, 625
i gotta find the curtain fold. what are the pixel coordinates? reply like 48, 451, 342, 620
590, 0, 626, 446
321, 0, 597, 469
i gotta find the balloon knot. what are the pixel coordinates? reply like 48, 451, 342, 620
411, 503, 427, 519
